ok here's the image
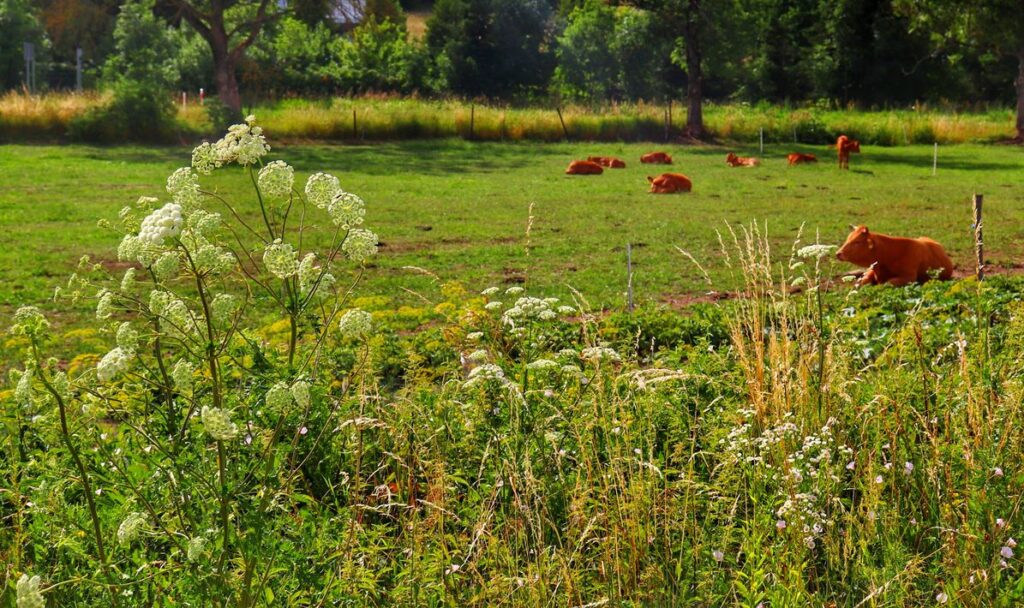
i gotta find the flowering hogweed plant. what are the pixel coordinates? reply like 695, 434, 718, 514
6, 117, 380, 605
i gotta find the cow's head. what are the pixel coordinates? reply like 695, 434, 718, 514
848, 140, 861, 153
726, 153, 738, 165
836, 225, 874, 263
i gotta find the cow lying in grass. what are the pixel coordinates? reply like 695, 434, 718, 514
640, 151, 673, 164
647, 173, 692, 194
587, 156, 626, 168
836, 135, 860, 169
836, 225, 954, 286
726, 152, 759, 167
787, 153, 817, 165
565, 160, 604, 175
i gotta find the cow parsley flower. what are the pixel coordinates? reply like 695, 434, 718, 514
11, 306, 49, 337
152, 251, 180, 280
328, 191, 366, 229
14, 368, 33, 407
265, 382, 293, 413
481, 287, 500, 296
191, 142, 219, 174
291, 380, 311, 409
797, 244, 836, 260
187, 536, 207, 562
338, 309, 373, 339
305, 173, 341, 208
298, 253, 323, 295
16, 574, 44, 608
97, 347, 132, 382
171, 359, 193, 393
138, 203, 183, 246
527, 359, 559, 370
484, 301, 503, 311
149, 290, 171, 316
213, 116, 269, 166
116, 322, 139, 351
464, 363, 509, 388
263, 239, 299, 279
96, 289, 115, 320
257, 160, 294, 199
210, 293, 239, 325
120, 267, 136, 291
167, 167, 202, 208
117, 511, 148, 546
201, 405, 238, 441
342, 228, 378, 262
581, 346, 621, 363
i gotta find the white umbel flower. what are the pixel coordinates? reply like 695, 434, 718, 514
171, 359, 194, 393
338, 309, 373, 339
16, 574, 44, 608
201, 405, 238, 441
263, 239, 299, 279
138, 203, 183, 246
265, 382, 293, 413
327, 192, 366, 229
796, 244, 836, 260
342, 229, 378, 262
304, 172, 341, 209
97, 347, 132, 382
258, 160, 295, 199
291, 380, 311, 409
191, 142, 219, 174
116, 322, 139, 350
117, 511, 148, 546
166, 167, 202, 208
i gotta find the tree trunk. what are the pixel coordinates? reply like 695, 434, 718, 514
209, 27, 242, 116
684, 0, 704, 138
1016, 49, 1024, 142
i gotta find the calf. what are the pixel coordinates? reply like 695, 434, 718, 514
787, 153, 817, 165
640, 151, 673, 164
647, 173, 692, 194
565, 160, 604, 175
587, 156, 627, 168
836, 225, 954, 286
836, 135, 860, 169
726, 152, 760, 167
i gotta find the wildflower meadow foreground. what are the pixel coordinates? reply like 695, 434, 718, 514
5, 119, 1024, 607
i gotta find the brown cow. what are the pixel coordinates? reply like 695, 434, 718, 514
726, 152, 760, 167
587, 156, 627, 168
836, 135, 860, 169
787, 153, 818, 165
836, 225, 954, 286
640, 151, 673, 164
565, 160, 604, 175
647, 173, 692, 194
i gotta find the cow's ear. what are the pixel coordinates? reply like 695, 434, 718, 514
849, 224, 857, 231
861, 226, 870, 235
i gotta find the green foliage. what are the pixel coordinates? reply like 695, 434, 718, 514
0, 0, 48, 90
337, 18, 426, 94
426, 0, 556, 99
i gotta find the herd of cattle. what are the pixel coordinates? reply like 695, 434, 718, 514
563, 134, 956, 286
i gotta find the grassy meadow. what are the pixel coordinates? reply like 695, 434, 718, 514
1, 139, 1022, 312
5, 126, 1024, 606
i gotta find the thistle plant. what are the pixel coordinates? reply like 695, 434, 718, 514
8, 116, 377, 606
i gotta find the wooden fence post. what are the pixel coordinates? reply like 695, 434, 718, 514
933, 142, 938, 176
352, 109, 357, 139
973, 194, 984, 281
469, 104, 475, 140
556, 107, 570, 141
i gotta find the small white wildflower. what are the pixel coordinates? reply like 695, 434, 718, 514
16, 574, 44, 608
481, 287, 500, 296
187, 536, 207, 562
138, 203, 183, 246
712, 550, 724, 563
166, 167, 202, 208
117, 511, 148, 546
263, 239, 299, 279
796, 244, 836, 260
557, 305, 576, 315
581, 346, 621, 363
1001, 559, 1009, 569
116, 322, 139, 350
846, 460, 856, 471
936, 592, 948, 604
291, 380, 311, 409
342, 228, 378, 263
257, 160, 295, 199
997, 518, 1007, 529
875, 475, 884, 484
995, 467, 1004, 477
842, 274, 857, 283
305, 172, 341, 208
327, 191, 366, 229
265, 382, 294, 413
527, 359, 559, 371
1002, 546, 1014, 559
338, 309, 373, 339
97, 347, 132, 382
466, 349, 489, 363
904, 461, 914, 474
466, 331, 484, 341
505, 286, 524, 296
776, 520, 787, 530
484, 301, 503, 311
1009, 538, 1018, 548
96, 289, 115, 320
201, 405, 238, 441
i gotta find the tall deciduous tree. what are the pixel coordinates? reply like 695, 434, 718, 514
898, 0, 1024, 141
166, 0, 283, 114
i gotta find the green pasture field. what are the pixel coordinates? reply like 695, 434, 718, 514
1, 139, 1022, 314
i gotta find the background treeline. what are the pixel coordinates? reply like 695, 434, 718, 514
2, 0, 1023, 139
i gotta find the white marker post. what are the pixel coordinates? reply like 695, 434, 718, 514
933, 142, 938, 176
182, 91, 187, 109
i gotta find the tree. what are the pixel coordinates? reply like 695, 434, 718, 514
426, 0, 555, 99
166, 0, 284, 114
0, 0, 48, 91
898, 0, 1024, 141
626, 0, 739, 137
